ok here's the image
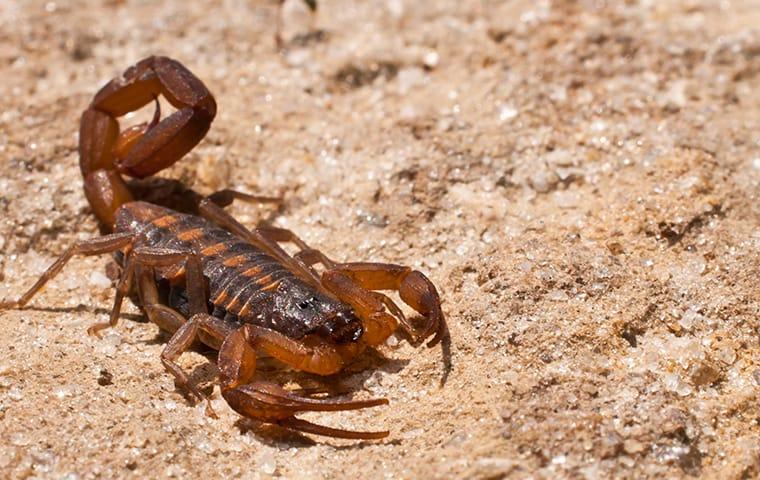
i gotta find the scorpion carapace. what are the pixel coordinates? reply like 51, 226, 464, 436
0, 56, 448, 440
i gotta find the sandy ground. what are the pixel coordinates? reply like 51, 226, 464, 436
1, 0, 759, 478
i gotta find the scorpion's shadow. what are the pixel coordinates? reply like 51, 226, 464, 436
234, 421, 402, 449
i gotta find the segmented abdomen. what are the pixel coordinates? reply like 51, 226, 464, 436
126, 204, 298, 322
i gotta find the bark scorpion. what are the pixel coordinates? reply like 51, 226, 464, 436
0, 57, 447, 440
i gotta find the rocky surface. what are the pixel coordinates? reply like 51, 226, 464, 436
0, 1, 758, 478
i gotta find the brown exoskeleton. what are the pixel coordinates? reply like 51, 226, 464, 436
0, 56, 447, 439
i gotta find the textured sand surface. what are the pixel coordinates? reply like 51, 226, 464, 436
0, 1, 759, 478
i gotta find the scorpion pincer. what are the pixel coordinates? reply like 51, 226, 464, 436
0, 56, 448, 440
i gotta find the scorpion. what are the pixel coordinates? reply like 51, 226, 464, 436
0, 56, 447, 440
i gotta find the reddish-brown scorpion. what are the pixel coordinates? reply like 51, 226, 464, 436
0, 56, 448, 440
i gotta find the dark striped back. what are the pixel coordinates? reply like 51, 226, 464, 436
117, 202, 299, 323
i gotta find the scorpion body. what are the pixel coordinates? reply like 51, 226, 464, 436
118, 201, 364, 347
1, 56, 447, 440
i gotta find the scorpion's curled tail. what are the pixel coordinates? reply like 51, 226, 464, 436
78, 56, 216, 229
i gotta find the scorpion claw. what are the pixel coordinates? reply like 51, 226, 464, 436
277, 417, 389, 440
222, 381, 389, 439
229, 381, 388, 412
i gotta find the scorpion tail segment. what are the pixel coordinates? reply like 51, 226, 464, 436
234, 381, 389, 412
221, 381, 389, 440
79, 108, 119, 177
83, 170, 135, 229
111, 98, 161, 165
115, 105, 214, 179
108, 57, 216, 179
83, 56, 216, 181
90, 56, 216, 119
79, 57, 216, 227
79, 106, 134, 228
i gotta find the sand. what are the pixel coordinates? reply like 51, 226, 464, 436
0, 1, 758, 478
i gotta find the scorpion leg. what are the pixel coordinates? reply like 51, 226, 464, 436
255, 226, 313, 253
198, 198, 324, 288
107, 247, 221, 415
87, 248, 137, 338
293, 248, 337, 269
0, 233, 134, 310
149, 307, 232, 418
218, 323, 389, 439
205, 189, 282, 209
88, 246, 207, 335
199, 193, 327, 285
250, 226, 353, 288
